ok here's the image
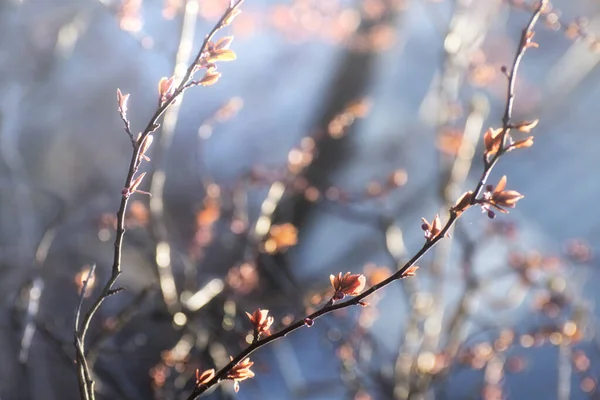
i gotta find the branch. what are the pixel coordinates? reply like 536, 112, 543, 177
187, 1, 548, 398
73, 264, 96, 400
73, 1, 246, 398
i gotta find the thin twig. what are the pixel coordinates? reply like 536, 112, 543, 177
86, 286, 154, 366
472, 0, 545, 198
73, 1, 246, 398
73, 263, 96, 400
187, 1, 547, 398
74, 264, 96, 335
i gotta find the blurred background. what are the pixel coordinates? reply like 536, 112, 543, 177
1, 0, 599, 399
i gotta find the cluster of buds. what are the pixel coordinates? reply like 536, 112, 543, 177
116, 88, 130, 117
158, 76, 175, 105
205, 37, 236, 63
190, 3, 243, 89
159, 37, 238, 105
116, 88, 135, 146
191, 36, 237, 88
115, 85, 157, 199
330, 272, 366, 301
421, 215, 443, 242
507, 120, 537, 151
246, 309, 274, 339
227, 357, 254, 393
195, 356, 255, 394
480, 176, 524, 219
483, 120, 537, 162
122, 171, 149, 198
195, 368, 215, 387
483, 127, 504, 161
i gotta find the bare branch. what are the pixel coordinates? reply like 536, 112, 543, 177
186, 1, 548, 398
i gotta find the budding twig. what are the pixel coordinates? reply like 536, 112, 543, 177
73, 1, 246, 398
187, 1, 547, 397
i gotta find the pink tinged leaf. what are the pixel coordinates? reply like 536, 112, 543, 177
158, 76, 175, 97
139, 134, 154, 161
117, 89, 130, 113
130, 172, 147, 193
207, 49, 237, 63
511, 136, 534, 150
215, 36, 234, 50
495, 191, 524, 207
494, 176, 507, 193
432, 215, 441, 233
200, 70, 222, 86
515, 119, 539, 133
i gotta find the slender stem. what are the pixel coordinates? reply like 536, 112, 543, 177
73, 2, 246, 398
187, 1, 547, 398
472, 0, 544, 201
74, 264, 97, 336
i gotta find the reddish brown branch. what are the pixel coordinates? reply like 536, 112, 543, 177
186, 1, 547, 398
